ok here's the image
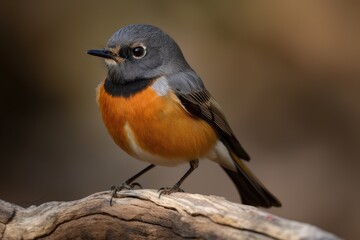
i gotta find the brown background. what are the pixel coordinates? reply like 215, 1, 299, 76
1, 1, 359, 239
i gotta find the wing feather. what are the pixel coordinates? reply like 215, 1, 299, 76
176, 89, 250, 161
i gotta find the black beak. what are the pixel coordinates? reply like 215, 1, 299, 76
87, 49, 114, 59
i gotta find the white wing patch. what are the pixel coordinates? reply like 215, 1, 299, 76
151, 76, 170, 96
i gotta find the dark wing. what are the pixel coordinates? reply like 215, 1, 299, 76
176, 89, 250, 161
168, 73, 282, 207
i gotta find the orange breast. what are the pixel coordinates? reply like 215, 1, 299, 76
98, 84, 217, 162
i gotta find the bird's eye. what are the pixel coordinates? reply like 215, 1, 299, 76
132, 46, 146, 59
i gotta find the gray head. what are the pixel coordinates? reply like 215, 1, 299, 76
87, 24, 190, 83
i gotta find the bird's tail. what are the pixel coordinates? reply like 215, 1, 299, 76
222, 152, 281, 208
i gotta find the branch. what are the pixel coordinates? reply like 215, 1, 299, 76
0, 190, 340, 240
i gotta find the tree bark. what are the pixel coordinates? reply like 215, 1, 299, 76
0, 190, 340, 240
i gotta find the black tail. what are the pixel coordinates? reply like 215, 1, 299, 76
222, 164, 281, 208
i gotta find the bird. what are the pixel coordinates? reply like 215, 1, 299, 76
87, 24, 281, 208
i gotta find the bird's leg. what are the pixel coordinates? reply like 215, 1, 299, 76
159, 159, 199, 197
110, 164, 155, 205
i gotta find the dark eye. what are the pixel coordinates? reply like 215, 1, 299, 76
132, 46, 146, 59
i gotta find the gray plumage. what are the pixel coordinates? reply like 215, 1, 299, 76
107, 24, 195, 82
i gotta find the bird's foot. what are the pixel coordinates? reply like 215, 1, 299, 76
109, 182, 142, 205
158, 184, 184, 198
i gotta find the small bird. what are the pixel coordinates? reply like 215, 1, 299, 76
87, 24, 281, 208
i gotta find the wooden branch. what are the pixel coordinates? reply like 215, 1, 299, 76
0, 190, 340, 240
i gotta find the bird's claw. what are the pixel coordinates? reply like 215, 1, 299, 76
129, 182, 142, 189
109, 182, 143, 206
158, 185, 184, 198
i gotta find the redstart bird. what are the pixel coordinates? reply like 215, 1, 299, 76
87, 24, 281, 208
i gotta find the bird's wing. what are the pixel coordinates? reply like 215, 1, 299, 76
166, 73, 284, 207
175, 88, 250, 161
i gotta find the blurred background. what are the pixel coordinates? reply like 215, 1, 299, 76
1, 1, 359, 238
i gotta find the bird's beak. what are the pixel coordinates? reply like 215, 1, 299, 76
87, 49, 114, 59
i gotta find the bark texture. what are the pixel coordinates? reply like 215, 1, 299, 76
0, 190, 340, 240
